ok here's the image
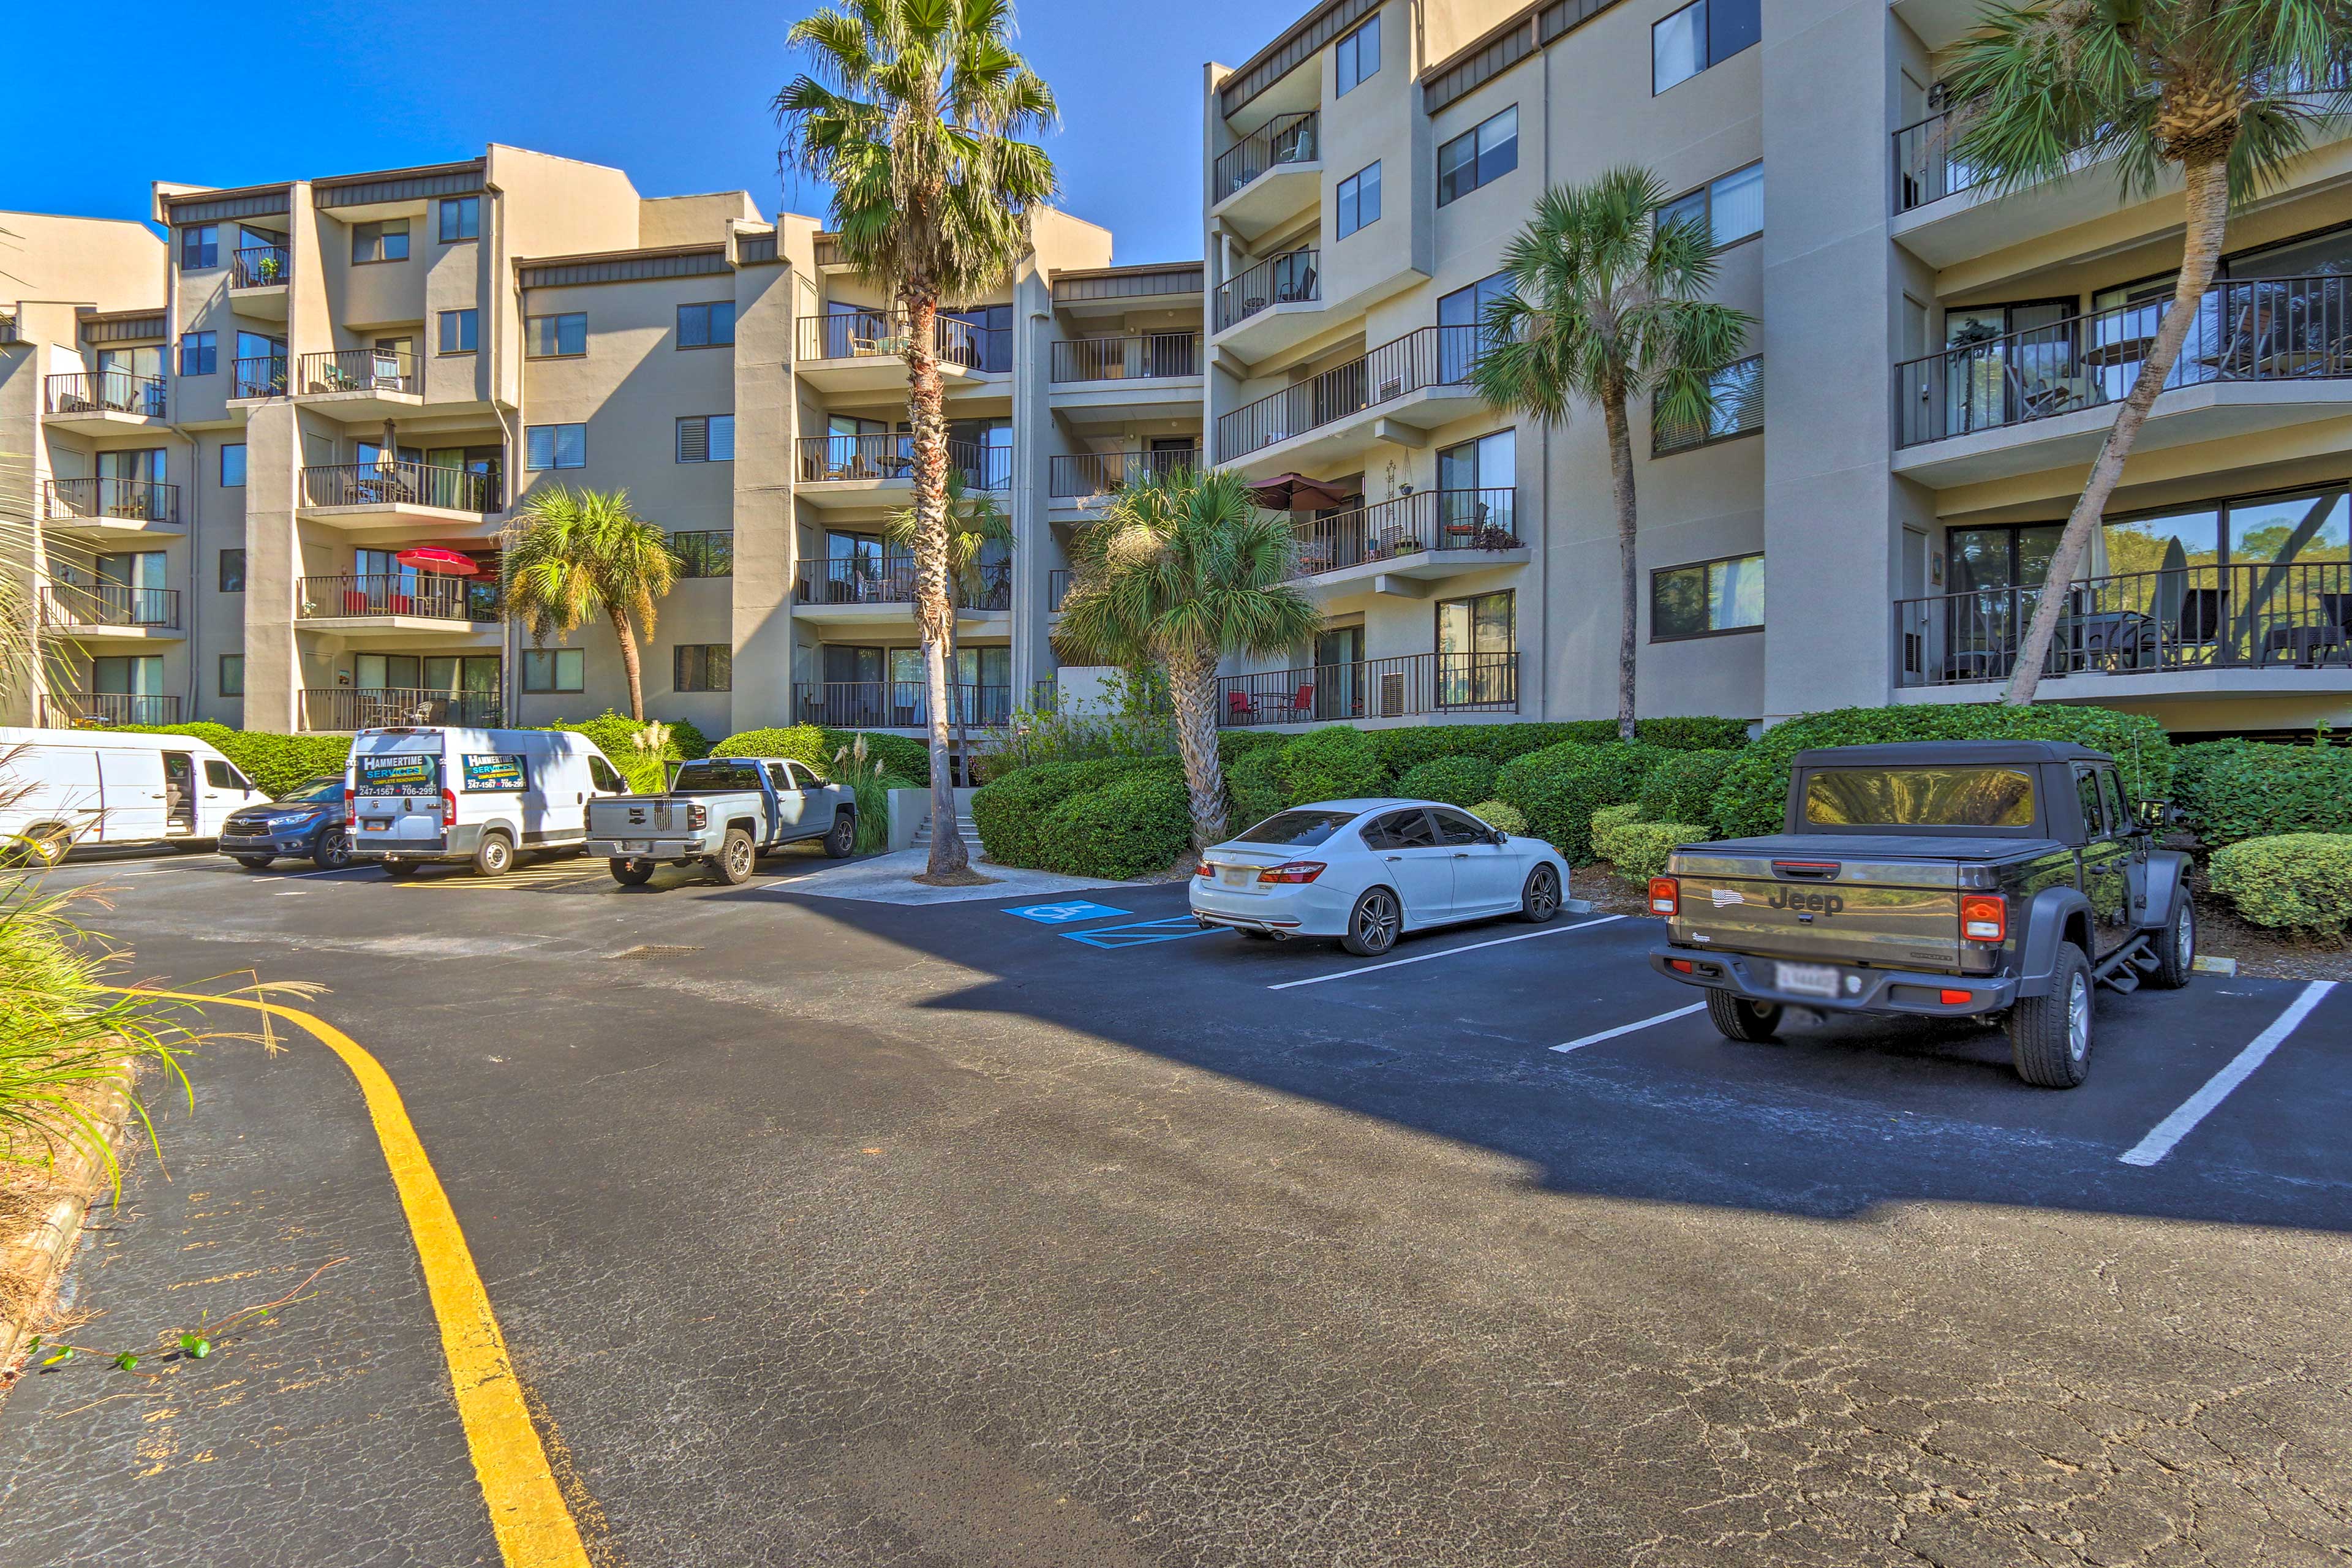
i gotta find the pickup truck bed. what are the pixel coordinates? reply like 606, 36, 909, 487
586, 756, 856, 885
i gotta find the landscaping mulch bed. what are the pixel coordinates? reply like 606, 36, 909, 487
0, 1068, 138, 1393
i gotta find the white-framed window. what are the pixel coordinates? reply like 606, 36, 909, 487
1334, 14, 1379, 96
526, 314, 587, 358
525, 424, 586, 470
1654, 0, 1760, 94
1437, 106, 1518, 207
1337, 162, 1382, 238
676, 415, 735, 463
1659, 162, 1764, 247
522, 649, 585, 692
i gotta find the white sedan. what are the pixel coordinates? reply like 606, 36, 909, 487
1191, 797, 1570, 956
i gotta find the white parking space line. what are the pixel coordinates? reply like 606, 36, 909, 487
2119, 980, 2339, 1168
1266, 915, 1624, 990
1550, 1003, 1706, 1054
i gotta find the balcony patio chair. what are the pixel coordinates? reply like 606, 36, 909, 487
1441, 501, 1489, 548
342, 589, 370, 616
1226, 690, 1254, 724
1289, 684, 1315, 718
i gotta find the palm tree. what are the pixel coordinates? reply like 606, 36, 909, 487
1470, 167, 1753, 739
500, 486, 676, 722
886, 466, 1014, 771
1943, 0, 2352, 704
777, 0, 1057, 876
1054, 467, 1319, 850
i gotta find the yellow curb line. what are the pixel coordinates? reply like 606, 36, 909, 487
119, 989, 591, 1568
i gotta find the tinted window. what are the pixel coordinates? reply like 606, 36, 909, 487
1235, 809, 1357, 848
766, 763, 795, 791
203, 760, 245, 790
1803, 767, 2037, 828
587, 755, 625, 793
277, 775, 345, 803
669, 760, 764, 794
1372, 809, 1438, 849
1431, 808, 1491, 846
2075, 768, 2108, 836
2099, 769, 2132, 836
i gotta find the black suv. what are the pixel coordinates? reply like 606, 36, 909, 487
219, 774, 356, 870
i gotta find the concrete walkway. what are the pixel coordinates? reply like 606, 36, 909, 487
778, 848, 1129, 906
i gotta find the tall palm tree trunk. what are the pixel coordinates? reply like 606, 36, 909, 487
608, 607, 646, 721
904, 293, 970, 874
1600, 380, 1641, 741
2004, 156, 2229, 704
1168, 650, 1226, 850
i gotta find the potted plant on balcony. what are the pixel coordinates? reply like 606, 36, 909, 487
257, 254, 281, 283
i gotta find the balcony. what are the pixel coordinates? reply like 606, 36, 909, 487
43, 371, 165, 429
1215, 652, 1519, 728
302, 688, 503, 733
1049, 568, 1070, 612
298, 575, 502, 638
1047, 445, 1200, 508
1049, 333, 1202, 421
793, 435, 1009, 508
791, 555, 1011, 624
42, 693, 179, 728
1289, 489, 1526, 594
793, 680, 1013, 730
1212, 249, 1320, 360
1211, 111, 1319, 240
793, 312, 1011, 393
41, 478, 181, 532
233, 355, 288, 401
1895, 563, 2352, 707
1216, 325, 1490, 472
230, 246, 291, 318
296, 347, 422, 418
1893, 274, 2352, 487
300, 462, 502, 537
37, 585, 183, 640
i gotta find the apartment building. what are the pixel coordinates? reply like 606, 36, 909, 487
1202, 0, 2352, 738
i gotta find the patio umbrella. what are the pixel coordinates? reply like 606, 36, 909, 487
1246, 473, 1350, 511
395, 547, 481, 576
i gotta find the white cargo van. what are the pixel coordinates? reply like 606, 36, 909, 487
0, 726, 265, 863
346, 726, 629, 877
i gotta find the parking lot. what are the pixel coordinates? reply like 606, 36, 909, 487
3, 846, 2347, 1565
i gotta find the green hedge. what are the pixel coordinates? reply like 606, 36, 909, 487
120, 724, 353, 796
1035, 763, 1193, 880
970, 757, 1155, 869
1225, 747, 1286, 831
1395, 755, 1498, 808
710, 725, 930, 784
1494, 741, 1668, 864
1589, 802, 1646, 863
1469, 799, 1526, 835
2171, 740, 2352, 846
1607, 821, 1713, 882
1276, 725, 1389, 804
2209, 834, 2352, 937
1636, 748, 1735, 823
1708, 705, 2175, 840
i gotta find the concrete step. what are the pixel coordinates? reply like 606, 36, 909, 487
910, 813, 979, 849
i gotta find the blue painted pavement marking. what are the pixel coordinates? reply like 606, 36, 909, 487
1061, 916, 1227, 950
1005, 900, 1133, 924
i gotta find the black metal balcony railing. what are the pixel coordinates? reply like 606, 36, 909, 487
43, 693, 179, 728
45, 371, 165, 418
1218, 325, 1485, 462
794, 435, 1010, 491
1896, 274, 2352, 448
793, 681, 1014, 729
38, 584, 181, 630
301, 461, 498, 512
794, 554, 1012, 611
298, 347, 419, 397
42, 478, 179, 526
302, 688, 503, 732
1048, 568, 1071, 611
298, 575, 499, 623
1896, 562, 2352, 687
1215, 652, 1519, 727
1213, 110, 1319, 200
1028, 678, 1057, 713
1049, 333, 1200, 382
235, 355, 288, 399
1289, 489, 1519, 578
1893, 110, 1980, 214
1047, 445, 1200, 500
794, 312, 1011, 372
232, 245, 290, 288
1214, 249, 1319, 334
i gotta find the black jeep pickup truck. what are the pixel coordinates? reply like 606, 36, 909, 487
1648, 740, 2196, 1088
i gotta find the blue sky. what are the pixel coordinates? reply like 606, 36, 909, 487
0, 0, 1293, 265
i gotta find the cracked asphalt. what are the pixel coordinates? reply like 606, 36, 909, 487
0, 845, 2346, 1566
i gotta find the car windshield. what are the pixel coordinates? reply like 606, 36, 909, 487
669, 760, 766, 794
1234, 809, 1357, 848
1803, 767, 2037, 828
276, 775, 343, 804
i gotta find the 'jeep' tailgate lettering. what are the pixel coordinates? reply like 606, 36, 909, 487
1670, 847, 1963, 969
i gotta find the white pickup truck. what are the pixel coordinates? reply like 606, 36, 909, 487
585, 756, 858, 886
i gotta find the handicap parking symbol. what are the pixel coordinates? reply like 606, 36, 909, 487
1061, 916, 1224, 950
1005, 900, 1131, 924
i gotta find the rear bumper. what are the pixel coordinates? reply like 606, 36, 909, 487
1649, 946, 2024, 1016
588, 837, 713, 861
362, 824, 477, 863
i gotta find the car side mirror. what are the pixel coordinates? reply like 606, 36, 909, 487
2136, 797, 2175, 833
1491, 830, 1509, 845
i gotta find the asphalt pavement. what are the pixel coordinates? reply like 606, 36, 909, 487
0, 845, 2345, 1566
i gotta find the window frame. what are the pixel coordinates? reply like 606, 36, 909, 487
1333, 13, 1379, 97
1652, 353, 1764, 456
178, 331, 217, 377
673, 643, 733, 693
521, 648, 585, 693
438, 195, 480, 244
676, 414, 736, 464
676, 301, 736, 348
525, 423, 587, 471
438, 308, 479, 355
179, 224, 219, 271
1336, 160, 1383, 239
1658, 161, 1764, 250
218, 548, 246, 592
1652, 0, 1761, 96
1649, 550, 1766, 641
1436, 105, 1519, 208
669, 531, 735, 578
220, 443, 246, 488
525, 313, 589, 359
218, 653, 244, 697
351, 218, 412, 265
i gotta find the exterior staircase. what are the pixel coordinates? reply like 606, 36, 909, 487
910, 812, 981, 852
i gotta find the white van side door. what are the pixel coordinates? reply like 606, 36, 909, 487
97, 748, 167, 841
198, 756, 262, 833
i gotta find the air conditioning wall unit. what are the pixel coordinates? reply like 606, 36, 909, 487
1378, 671, 1407, 718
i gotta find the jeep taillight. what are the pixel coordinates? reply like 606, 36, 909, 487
1961, 892, 2007, 944
1257, 862, 1324, 884
1649, 876, 1679, 916
440, 788, 457, 829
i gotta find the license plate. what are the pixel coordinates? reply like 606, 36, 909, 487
1774, 961, 1841, 999
363, 819, 390, 832
1219, 867, 1253, 886
619, 840, 650, 853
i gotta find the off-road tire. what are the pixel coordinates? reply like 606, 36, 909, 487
1519, 864, 1562, 923
2007, 940, 2094, 1088
609, 858, 655, 886
823, 811, 856, 859
472, 832, 515, 878
1705, 989, 1783, 1042
1341, 887, 1401, 957
709, 828, 755, 886
2147, 891, 2195, 990
233, 854, 275, 870
311, 826, 354, 870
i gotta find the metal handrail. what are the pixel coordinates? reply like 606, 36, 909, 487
234, 355, 288, 399
45, 370, 165, 418
42, 477, 179, 525
1047, 445, 1200, 499
1287, 489, 1518, 578
1213, 110, 1319, 199
302, 688, 503, 732
794, 554, 1011, 610
37, 584, 181, 630
1214, 651, 1518, 726
1049, 333, 1200, 382
301, 461, 497, 512
1894, 273, 2352, 448
1214, 248, 1318, 334
794, 312, 1011, 371
43, 693, 179, 727
792, 681, 1013, 729
298, 574, 499, 622
1217, 324, 1485, 461
794, 435, 1009, 490
298, 346, 419, 396
232, 245, 291, 287
1048, 568, 1071, 611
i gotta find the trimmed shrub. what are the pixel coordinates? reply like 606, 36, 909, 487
543, 710, 684, 793
1495, 741, 1668, 864
2208, 834, 2352, 938
970, 757, 1152, 868
2171, 740, 2352, 846
123, 725, 352, 796
668, 718, 712, 760
1217, 729, 1287, 763
1469, 799, 1527, 835
1225, 747, 1286, 831
1275, 725, 1388, 805
1637, 716, 1751, 752
1395, 755, 1498, 808
1589, 802, 1646, 863
1035, 763, 1192, 879
1606, 822, 1713, 883
1709, 705, 2174, 841
1637, 748, 1736, 823
710, 725, 930, 784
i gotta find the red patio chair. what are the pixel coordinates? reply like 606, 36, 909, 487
342, 589, 368, 616
1227, 690, 1253, 723
1291, 684, 1314, 716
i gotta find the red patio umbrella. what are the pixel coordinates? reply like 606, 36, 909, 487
1246, 473, 1351, 511
395, 547, 481, 576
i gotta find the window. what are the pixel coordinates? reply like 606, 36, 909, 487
674, 644, 733, 692
526, 424, 586, 470
1436, 107, 1518, 207
439, 196, 480, 243
1363, 809, 1439, 851
219, 549, 246, 592
1334, 14, 1379, 96
677, 301, 736, 347
1659, 162, 1764, 247
1436, 589, 1516, 707
1803, 767, 2035, 829
1652, 552, 1765, 639
352, 219, 411, 263
526, 313, 587, 358
1337, 162, 1382, 238
587, 755, 625, 793
220, 443, 246, 488
676, 415, 735, 463
2074, 767, 2109, 837
438, 309, 478, 354
179, 225, 219, 270
1437, 271, 1515, 380
1436, 431, 1516, 537
522, 649, 584, 692
2099, 767, 2132, 835
1431, 807, 1496, 846
670, 531, 734, 578
1236, 809, 1358, 847
1653, 0, 1760, 94
179, 331, 217, 377
1654, 355, 1763, 454
204, 758, 248, 791
218, 654, 244, 697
